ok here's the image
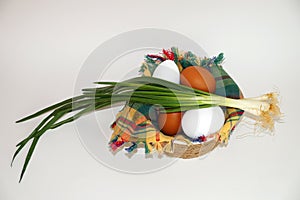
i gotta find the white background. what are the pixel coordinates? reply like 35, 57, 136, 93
1, 0, 300, 200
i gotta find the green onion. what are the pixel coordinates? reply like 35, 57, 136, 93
13, 76, 281, 182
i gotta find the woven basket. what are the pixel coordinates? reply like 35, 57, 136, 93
142, 48, 243, 159
164, 138, 220, 159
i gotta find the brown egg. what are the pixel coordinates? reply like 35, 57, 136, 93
158, 112, 183, 136
180, 66, 216, 93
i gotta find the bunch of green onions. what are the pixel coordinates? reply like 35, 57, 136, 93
13, 76, 281, 182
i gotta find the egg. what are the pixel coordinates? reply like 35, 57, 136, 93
181, 106, 225, 138
180, 66, 216, 93
152, 60, 180, 84
158, 112, 183, 136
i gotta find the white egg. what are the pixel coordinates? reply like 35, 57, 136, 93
152, 60, 180, 84
181, 106, 225, 138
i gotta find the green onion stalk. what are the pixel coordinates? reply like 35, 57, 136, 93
13, 76, 281, 182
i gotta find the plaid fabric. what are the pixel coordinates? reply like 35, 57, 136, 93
109, 49, 244, 153
201, 57, 244, 143
109, 105, 173, 153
